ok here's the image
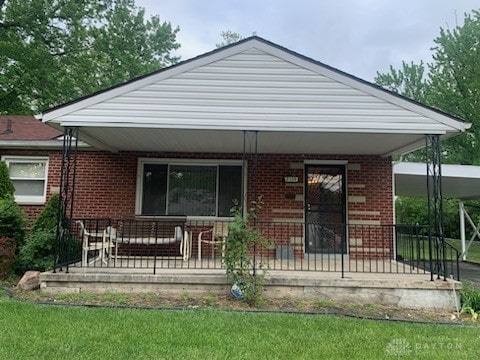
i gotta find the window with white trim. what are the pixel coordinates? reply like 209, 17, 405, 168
1, 156, 49, 204
137, 159, 244, 217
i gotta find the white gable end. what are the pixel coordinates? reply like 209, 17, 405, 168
41, 37, 469, 155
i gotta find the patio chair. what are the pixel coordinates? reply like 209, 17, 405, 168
197, 221, 229, 260
77, 220, 114, 266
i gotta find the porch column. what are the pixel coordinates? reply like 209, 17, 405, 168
242, 130, 259, 275
54, 127, 79, 272
425, 134, 445, 280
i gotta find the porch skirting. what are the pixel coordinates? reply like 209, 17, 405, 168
39, 269, 460, 311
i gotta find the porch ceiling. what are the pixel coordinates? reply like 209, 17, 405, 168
75, 126, 428, 156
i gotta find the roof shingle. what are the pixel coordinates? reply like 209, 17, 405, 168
0, 115, 62, 141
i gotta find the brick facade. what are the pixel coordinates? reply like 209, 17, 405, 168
45, 151, 393, 223
3, 149, 394, 257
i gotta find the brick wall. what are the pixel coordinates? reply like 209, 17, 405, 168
57, 152, 393, 225
247, 154, 393, 225
3, 149, 394, 256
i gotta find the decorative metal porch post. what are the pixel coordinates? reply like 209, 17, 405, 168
252, 130, 258, 276
54, 127, 79, 273
425, 134, 446, 281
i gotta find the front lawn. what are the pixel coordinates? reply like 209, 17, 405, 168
0, 294, 478, 359
447, 239, 480, 263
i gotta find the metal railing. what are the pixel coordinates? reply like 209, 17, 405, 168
55, 218, 459, 280
395, 225, 460, 281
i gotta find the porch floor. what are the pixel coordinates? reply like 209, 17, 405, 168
66, 255, 434, 275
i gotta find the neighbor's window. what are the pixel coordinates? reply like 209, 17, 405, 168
139, 159, 243, 217
2, 156, 48, 204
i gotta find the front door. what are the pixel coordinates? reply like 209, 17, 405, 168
305, 165, 346, 253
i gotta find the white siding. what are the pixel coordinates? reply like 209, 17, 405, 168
55, 48, 448, 133
42, 38, 469, 154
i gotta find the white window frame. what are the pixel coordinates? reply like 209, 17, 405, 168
1, 155, 49, 204
136, 158, 247, 220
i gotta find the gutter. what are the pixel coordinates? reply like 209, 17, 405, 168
0, 140, 90, 150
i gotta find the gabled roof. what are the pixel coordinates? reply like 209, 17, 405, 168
39, 36, 470, 156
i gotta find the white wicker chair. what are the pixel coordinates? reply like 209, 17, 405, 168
77, 220, 114, 266
197, 222, 229, 260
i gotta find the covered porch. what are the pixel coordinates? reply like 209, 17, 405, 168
60, 218, 460, 279
37, 37, 469, 308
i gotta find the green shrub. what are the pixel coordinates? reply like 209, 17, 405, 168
395, 196, 463, 239
0, 196, 26, 249
460, 283, 480, 322
19, 195, 59, 271
0, 161, 14, 199
18, 230, 56, 271
460, 283, 480, 312
0, 237, 16, 279
18, 194, 81, 271
224, 197, 273, 306
31, 194, 59, 232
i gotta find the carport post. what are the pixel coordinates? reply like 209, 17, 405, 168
459, 200, 467, 261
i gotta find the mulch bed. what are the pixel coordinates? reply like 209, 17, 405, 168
10, 288, 475, 324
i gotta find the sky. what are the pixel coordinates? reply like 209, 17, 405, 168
135, 0, 479, 82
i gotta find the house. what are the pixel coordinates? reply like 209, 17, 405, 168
0, 115, 63, 221
18, 37, 473, 307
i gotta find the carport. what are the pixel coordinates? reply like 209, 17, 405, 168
394, 162, 480, 261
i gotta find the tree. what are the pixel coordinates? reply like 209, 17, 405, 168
216, 30, 244, 48
375, 9, 480, 235
375, 61, 429, 104
427, 10, 480, 165
0, 0, 180, 114
375, 9, 480, 165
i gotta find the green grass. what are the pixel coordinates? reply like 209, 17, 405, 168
447, 240, 480, 263
0, 295, 479, 359
396, 238, 480, 263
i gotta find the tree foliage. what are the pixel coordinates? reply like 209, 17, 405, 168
0, 160, 25, 249
0, 0, 180, 114
375, 61, 429, 104
427, 11, 480, 165
376, 10, 480, 233
30, 194, 59, 233
375, 9, 480, 165
0, 161, 14, 199
216, 30, 244, 48
0, 196, 26, 249
19, 194, 66, 271
395, 197, 462, 239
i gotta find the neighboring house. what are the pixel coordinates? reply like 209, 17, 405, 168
0, 115, 63, 222
15, 37, 472, 266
